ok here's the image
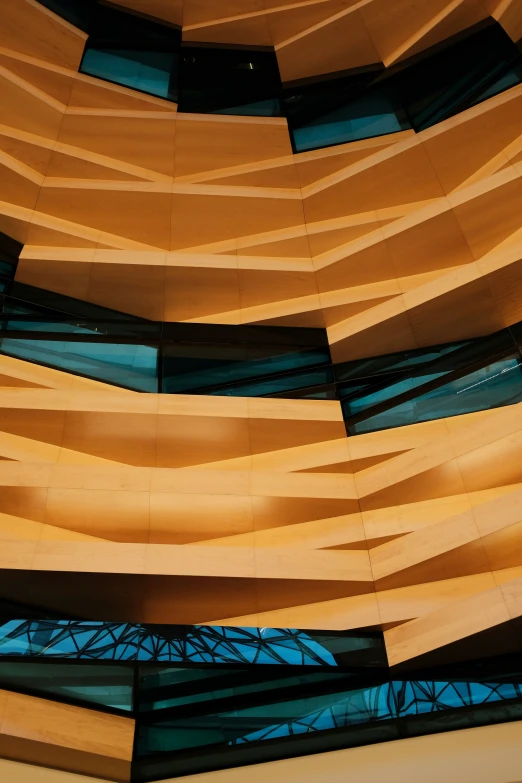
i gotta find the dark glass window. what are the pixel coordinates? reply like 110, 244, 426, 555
391, 20, 522, 131
284, 69, 410, 153
0, 281, 333, 396
0, 661, 133, 712
35, 0, 96, 31
0, 281, 160, 392
337, 329, 522, 435
0, 337, 159, 392
285, 20, 522, 151
161, 324, 331, 396
1, 612, 522, 781
6, 268, 522, 423
41, 3, 522, 131
80, 4, 181, 101
178, 46, 283, 116
79, 5, 283, 114
0, 230, 21, 289
0, 618, 385, 666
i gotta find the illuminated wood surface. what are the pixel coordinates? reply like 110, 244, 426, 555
0, 688, 134, 781
0, 0, 522, 681
0, 0, 519, 359
0, 356, 521, 667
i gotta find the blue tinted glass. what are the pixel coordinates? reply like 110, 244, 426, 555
2, 316, 112, 336
0, 620, 383, 666
0, 338, 158, 392
136, 675, 522, 759
214, 98, 282, 117
2, 614, 522, 779
414, 356, 522, 421
346, 400, 418, 434
293, 89, 408, 152
162, 346, 331, 394
81, 49, 174, 99
1, 313, 160, 340
0, 662, 133, 712
393, 21, 521, 131
342, 373, 447, 417
0, 260, 16, 279
286, 21, 522, 153
471, 64, 522, 105
206, 367, 334, 397
79, 3, 181, 101
139, 667, 348, 712
335, 343, 466, 382
346, 355, 522, 434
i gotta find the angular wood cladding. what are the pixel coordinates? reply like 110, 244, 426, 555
0, 0, 521, 360
0, 688, 134, 781
114, 0, 519, 83
2, 355, 522, 668
3, 0, 522, 673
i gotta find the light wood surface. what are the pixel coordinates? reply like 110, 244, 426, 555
0, 0, 518, 339
2, 356, 522, 669
0, 689, 133, 781
2, 718, 522, 783
1, 0, 522, 698
128, 0, 507, 83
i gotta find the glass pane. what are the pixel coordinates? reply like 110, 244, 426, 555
178, 47, 282, 116
0, 338, 158, 392
34, 0, 95, 31
80, 3, 181, 101
0, 661, 133, 711
286, 20, 522, 152
213, 98, 282, 118
346, 356, 522, 434
139, 667, 350, 712
136, 673, 522, 759
414, 356, 522, 421
0, 620, 384, 666
293, 88, 408, 152
204, 366, 334, 397
162, 342, 331, 395
81, 49, 175, 100
393, 21, 521, 131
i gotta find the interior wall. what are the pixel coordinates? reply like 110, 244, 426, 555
2, 720, 522, 783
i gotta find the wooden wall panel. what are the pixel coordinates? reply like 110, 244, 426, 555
0, 0, 517, 340
1, 356, 522, 668
1, 15, 519, 341
0, 0, 86, 71
3, 720, 522, 783
179, 0, 494, 81
2, 0, 522, 681
0, 689, 133, 782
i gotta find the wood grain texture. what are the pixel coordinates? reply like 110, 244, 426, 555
0, 0, 520, 347
115, 0, 499, 82
2, 357, 522, 669
2, 720, 522, 783
2, 0, 522, 683
0, 688, 133, 781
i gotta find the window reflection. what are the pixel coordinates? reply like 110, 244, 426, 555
338, 333, 522, 435
178, 46, 282, 116
80, 3, 180, 102
2, 614, 522, 778
68, 3, 522, 132
5, 276, 522, 428
0, 338, 159, 393
81, 49, 176, 100
285, 20, 522, 152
